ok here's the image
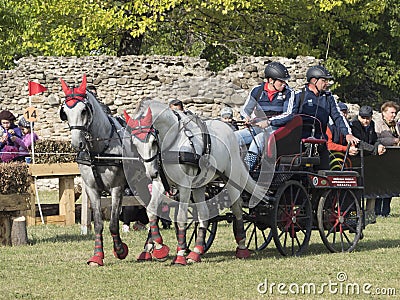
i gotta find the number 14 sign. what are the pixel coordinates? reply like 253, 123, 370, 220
24, 106, 38, 122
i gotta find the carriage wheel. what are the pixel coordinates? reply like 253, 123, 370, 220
271, 180, 312, 256
242, 207, 273, 251
317, 189, 362, 253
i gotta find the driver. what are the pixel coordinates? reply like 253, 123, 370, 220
235, 61, 296, 171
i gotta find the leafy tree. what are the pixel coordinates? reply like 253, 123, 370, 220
0, 0, 399, 106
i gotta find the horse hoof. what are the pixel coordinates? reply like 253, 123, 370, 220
236, 247, 251, 259
137, 251, 152, 262
87, 255, 104, 266
186, 251, 201, 263
113, 242, 129, 260
152, 244, 170, 260
172, 255, 187, 266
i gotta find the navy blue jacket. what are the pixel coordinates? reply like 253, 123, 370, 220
296, 85, 351, 139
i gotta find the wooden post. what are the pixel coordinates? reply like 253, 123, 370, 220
59, 176, 76, 225
11, 216, 28, 246
26, 182, 37, 226
0, 214, 12, 246
80, 182, 91, 235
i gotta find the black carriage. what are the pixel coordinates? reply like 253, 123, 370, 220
185, 115, 368, 256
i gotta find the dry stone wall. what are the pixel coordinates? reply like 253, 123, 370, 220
0, 55, 321, 140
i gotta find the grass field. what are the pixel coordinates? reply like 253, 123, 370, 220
0, 199, 399, 299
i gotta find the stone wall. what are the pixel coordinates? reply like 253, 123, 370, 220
0, 55, 320, 140
0, 55, 322, 190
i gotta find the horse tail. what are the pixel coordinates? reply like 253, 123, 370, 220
231, 160, 268, 206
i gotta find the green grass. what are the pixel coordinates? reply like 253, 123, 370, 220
0, 201, 399, 299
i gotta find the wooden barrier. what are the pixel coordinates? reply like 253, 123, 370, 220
0, 193, 30, 246
27, 163, 80, 226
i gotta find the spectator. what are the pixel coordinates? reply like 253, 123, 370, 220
326, 102, 358, 156
11, 117, 39, 161
374, 101, 400, 217
0, 110, 22, 162
220, 106, 239, 131
296, 65, 359, 170
351, 105, 386, 224
87, 84, 112, 115
235, 61, 296, 171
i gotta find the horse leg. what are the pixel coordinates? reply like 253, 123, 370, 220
227, 185, 251, 259
172, 187, 191, 266
137, 180, 169, 261
109, 186, 128, 260
187, 188, 209, 263
86, 188, 105, 266
232, 199, 251, 259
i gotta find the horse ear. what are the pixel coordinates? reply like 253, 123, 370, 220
76, 74, 87, 95
124, 110, 134, 127
60, 78, 71, 95
142, 107, 152, 126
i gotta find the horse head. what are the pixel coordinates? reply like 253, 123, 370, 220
59, 74, 92, 151
125, 108, 159, 179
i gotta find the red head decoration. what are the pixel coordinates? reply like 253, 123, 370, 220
124, 107, 153, 141
60, 74, 87, 108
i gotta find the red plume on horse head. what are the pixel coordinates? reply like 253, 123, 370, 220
60, 74, 87, 108
124, 107, 153, 141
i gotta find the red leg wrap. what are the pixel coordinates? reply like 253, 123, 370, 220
172, 255, 187, 266
186, 251, 201, 263
87, 254, 104, 266
113, 242, 129, 260
235, 247, 251, 259
152, 244, 170, 260
137, 251, 152, 262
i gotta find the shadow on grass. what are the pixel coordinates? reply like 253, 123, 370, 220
29, 233, 95, 245
202, 236, 400, 262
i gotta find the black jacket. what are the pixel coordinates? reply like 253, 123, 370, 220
350, 119, 380, 155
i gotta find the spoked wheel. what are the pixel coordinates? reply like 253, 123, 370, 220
317, 189, 362, 253
185, 206, 218, 254
271, 180, 312, 256
243, 205, 273, 251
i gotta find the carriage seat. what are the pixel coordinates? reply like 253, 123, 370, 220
266, 115, 303, 159
266, 115, 326, 167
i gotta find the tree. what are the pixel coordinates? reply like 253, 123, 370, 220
0, 0, 399, 105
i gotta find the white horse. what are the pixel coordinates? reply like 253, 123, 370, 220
60, 74, 131, 266
125, 100, 267, 265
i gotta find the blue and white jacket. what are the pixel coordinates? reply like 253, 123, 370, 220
240, 82, 296, 127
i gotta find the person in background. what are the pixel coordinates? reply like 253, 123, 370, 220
374, 101, 400, 217
351, 105, 386, 224
326, 101, 358, 156
296, 65, 359, 170
220, 106, 239, 131
87, 84, 112, 115
11, 117, 39, 161
0, 110, 22, 162
169, 98, 185, 112
235, 61, 296, 171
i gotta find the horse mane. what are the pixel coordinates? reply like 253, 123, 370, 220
133, 98, 167, 118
